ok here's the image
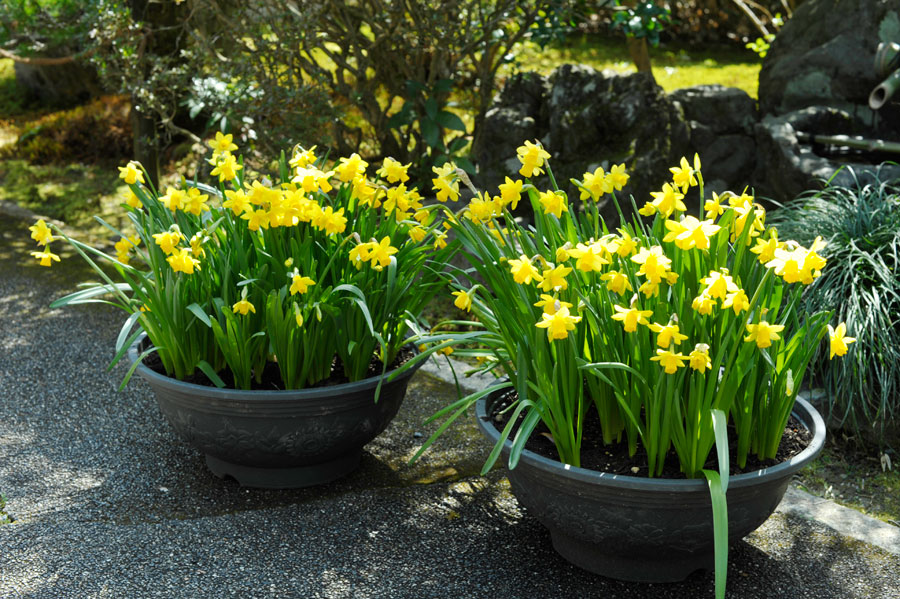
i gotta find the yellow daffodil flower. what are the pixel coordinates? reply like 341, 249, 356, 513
800, 238, 827, 284
453, 290, 473, 312
568, 242, 609, 273
316, 206, 347, 235
534, 294, 572, 315
827, 322, 856, 359
601, 270, 633, 296
750, 232, 781, 264
209, 131, 238, 155
432, 163, 460, 203
377, 157, 411, 184
242, 208, 270, 232
289, 145, 318, 170
648, 322, 688, 348
701, 269, 738, 300
31, 247, 60, 267
639, 280, 660, 298
580, 167, 612, 202
615, 229, 638, 257
232, 296, 255, 315
691, 292, 715, 315
704, 192, 727, 220
124, 189, 142, 209
719, 286, 749, 313
433, 231, 448, 250
350, 242, 373, 269
631, 245, 672, 283
516, 140, 551, 178
152, 229, 185, 255
539, 264, 572, 292
184, 188, 210, 216
651, 349, 687, 374
607, 163, 629, 190
729, 191, 754, 209
670, 156, 698, 192
115, 235, 141, 265
663, 216, 720, 251
188, 233, 205, 258
689, 343, 712, 373
649, 182, 686, 218
409, 226, 427, 243
745, 321, 785, 349
29, 219, 54, 246
731, 203, 765, 245
118, 161, 144, 185
539, 190, 568, 218
166, 247, 200, 274
612, 304, 653, 333
290, 274, 316, 295
369, 236, 399, 269
223, 189, 251, 216
210, 152, 242, 182
335, 153, 368, 183
159, 187, 186, 212
535, 305, 581, 341
638, 201, 657, 217
508, 255, 543, 285
498, 177, 524, 210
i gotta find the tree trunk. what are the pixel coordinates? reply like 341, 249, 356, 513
131, 104, 160, 189
627, 37, 654, 77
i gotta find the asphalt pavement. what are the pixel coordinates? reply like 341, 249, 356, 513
2, 209, 899, 599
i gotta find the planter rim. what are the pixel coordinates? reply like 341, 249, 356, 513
128, 332, 424, 401
475, 385, 826, 492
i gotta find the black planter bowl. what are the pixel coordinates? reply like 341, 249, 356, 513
475, 387, 826, 583
128, 334, 423, 489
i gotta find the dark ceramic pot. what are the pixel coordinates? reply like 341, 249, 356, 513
129, 335, 423, 489
475, 388, 825, 583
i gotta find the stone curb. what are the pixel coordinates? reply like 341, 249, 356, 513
421, 354, 900, 556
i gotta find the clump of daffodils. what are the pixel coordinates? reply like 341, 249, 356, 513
36, 133, 458, 390
420, 140, 849, 481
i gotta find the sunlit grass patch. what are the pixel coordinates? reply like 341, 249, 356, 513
505, 35, 760, 98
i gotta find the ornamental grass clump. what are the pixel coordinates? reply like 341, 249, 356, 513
771, 167, 900, 441
27, 133, 458, 390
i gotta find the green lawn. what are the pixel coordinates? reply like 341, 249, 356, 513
505, 35, 761, 98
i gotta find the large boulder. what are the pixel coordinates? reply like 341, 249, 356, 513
473, 65, 691, 223
759, 0, 900, 121
670, 85, 759, 194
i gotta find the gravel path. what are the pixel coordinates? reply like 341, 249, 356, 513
2, 213, 899, 598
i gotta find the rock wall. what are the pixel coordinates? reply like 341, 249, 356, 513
473, 65, 692, 222
472, 67, 770, 221
759, 0, 900, 121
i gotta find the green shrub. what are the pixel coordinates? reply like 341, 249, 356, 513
2, 95, 131, 164
771, 167, 900, 442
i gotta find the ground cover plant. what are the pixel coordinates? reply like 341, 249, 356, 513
771, 167, 900, 443
796, 438, 900, 526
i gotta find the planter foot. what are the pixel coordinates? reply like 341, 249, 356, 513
204, 452, 361, 489
549, 530, 711, 583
